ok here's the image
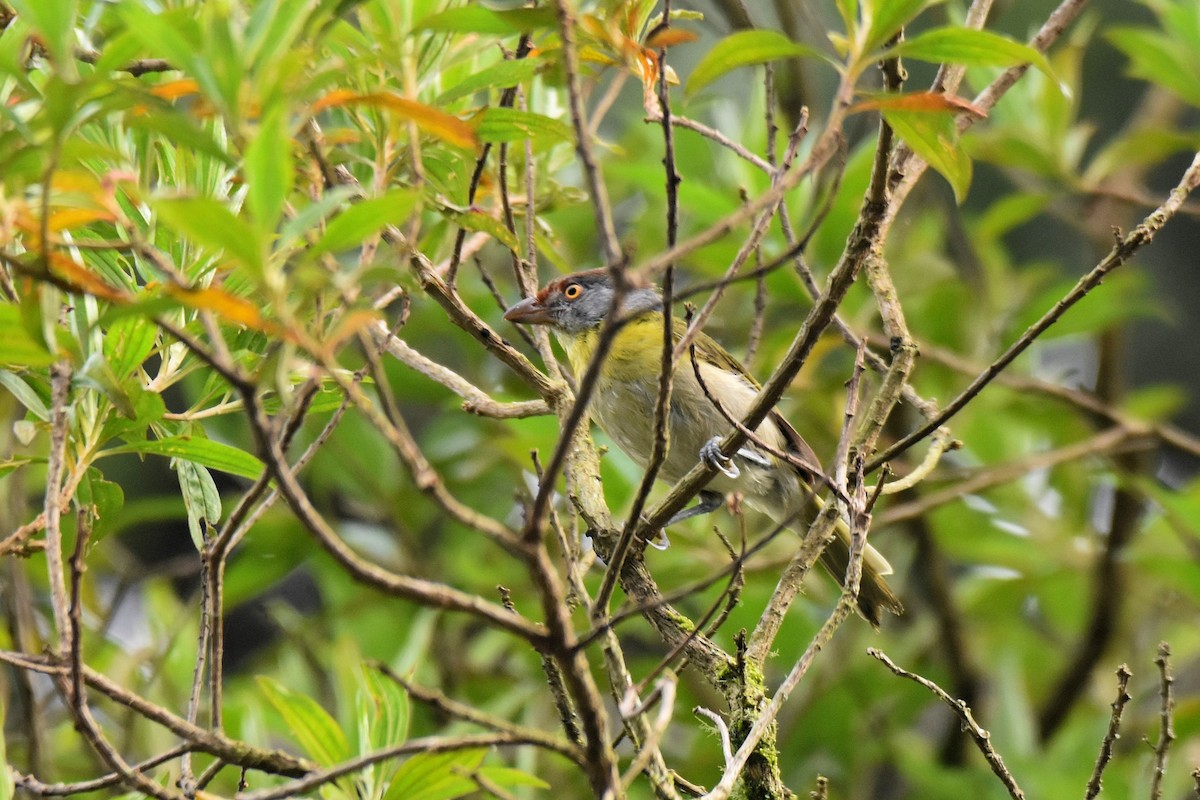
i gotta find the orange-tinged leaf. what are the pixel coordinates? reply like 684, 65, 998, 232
323, 309, 381, 352
48, 208, 115, 232
310, 88, 359, 114
164, 285, 277, 332
362, 93, 478, 149
50, 170, 105, 195
579, 46, 620, 67
151, 79, 201, 101
48, 254, 130, 303
311, 91, 477, 149
322, 128, 362, 146
851, 91, 987, 117
643, 28, 699, 49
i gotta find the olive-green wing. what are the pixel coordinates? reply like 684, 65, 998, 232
671, 318, 823, 483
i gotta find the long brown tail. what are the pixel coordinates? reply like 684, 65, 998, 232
817, 523, 904, 628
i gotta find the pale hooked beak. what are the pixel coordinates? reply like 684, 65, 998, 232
503, 296, 554, 325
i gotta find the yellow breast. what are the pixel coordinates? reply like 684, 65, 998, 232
557, 315, 665, 383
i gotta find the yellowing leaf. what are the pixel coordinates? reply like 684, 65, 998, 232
852, 90, 987, 117
48, 208, 115, 232
322, 309, 380, 352
164, 284, 277, 333
150, 79, 201, 101
644, 28, 699, 49
48, 254, 130, 302
312, 91, 477, 149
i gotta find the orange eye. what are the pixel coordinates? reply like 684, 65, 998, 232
563, 284, 582, 300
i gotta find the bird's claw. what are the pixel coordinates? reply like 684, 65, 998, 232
646, 529, 671, 550
701, 437, 740, 479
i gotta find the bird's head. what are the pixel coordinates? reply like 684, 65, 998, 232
503, 269, 662, 335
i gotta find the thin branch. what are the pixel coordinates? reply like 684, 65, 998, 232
43, 361, 73, 656
644, 112, 774, 174
235, 733, 567, 800
909, 337, 1200, 460
372, 663, 584, 765
1150, 643, 1175, 800
1085, 664, 1132, 800
868, 648, 1026, 800
240, 389, 546, 642
879, 427, 1153, 525
0, 651, 313, 776
13, 746, 194, 796
871, 150, 1200, 470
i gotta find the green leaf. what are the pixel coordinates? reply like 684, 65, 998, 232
98, 390, 164, 447
360, 666, 410, 753
444, 209, 519, 253
414, 6, 557, 36
883, 108, 972, 201
886, 27, 1054, 77
76, 352, 137, 420
437, 59, 542, 105
177, 459, 220, 550
101, 436, 265, 479
474, 107, 573, 146
1122, 384, 1187, 423
0, 370, 49, 420
123, 106, 237, 167
863, 0, 940, 54
686, 30, 820, 97
1084, 129, 1200, 185
475, 766, 550, 791
156, 197, 266, 279
382, 750, 487, 800
311, 189, 421, 256
76, 468, 126, 541
245, 104, 294, 232
103, 315, 158, 382
0, 304, 56, 367
0, 458, 33, 480
258, 676, 351, 767
835, 0, 859, 35
277, 185, 358, 253
1107, 27, 1200, 108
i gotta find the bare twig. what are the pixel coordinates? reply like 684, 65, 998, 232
43, 362, 73, 656
13, 746, 194, 796
1085, 664, 1132, 800
1150, 643, 1175, 800
373, 663, 584, 764
0, 651, 312, 776
869, 648, 1026, 800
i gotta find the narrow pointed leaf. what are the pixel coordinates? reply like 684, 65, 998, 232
102, 437, 265, 479
686, 30, 820, 97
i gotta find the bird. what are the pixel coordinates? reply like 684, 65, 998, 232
504, 268, 903, 626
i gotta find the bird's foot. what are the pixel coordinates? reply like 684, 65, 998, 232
646, 529, 671, 550
666, 490, 724, 526
701, 437, 740, 478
